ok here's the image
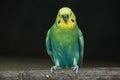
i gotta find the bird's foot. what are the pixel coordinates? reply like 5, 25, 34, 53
50, 65, 61, 73
72, 64, 79, 74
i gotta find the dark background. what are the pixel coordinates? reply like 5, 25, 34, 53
0, 0, 120, 67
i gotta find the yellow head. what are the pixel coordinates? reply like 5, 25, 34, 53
55, 7, 77, 29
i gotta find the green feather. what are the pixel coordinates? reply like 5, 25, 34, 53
46, 24, 84, 68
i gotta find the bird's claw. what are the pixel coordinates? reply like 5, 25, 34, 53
50, 66, 61, 73
72, 64, 79, 74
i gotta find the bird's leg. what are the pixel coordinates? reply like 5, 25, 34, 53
50, 65, 61, 73
72, 64, 79, 74
72, 58, 79, 73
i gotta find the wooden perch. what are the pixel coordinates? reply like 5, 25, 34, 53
0, 68, 120, 80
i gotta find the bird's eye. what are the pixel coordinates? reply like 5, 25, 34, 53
71, 19, 74, 22
58, 20, 61, 24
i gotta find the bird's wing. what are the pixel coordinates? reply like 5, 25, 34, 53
46, 30, 52, 55
78, 28, 84, 67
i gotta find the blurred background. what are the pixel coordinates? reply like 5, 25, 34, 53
0, 0, 120, 70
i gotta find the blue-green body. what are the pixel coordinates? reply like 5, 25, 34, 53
46, 24, 84, 68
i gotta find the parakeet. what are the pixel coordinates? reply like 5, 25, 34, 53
46, 7, 84, 73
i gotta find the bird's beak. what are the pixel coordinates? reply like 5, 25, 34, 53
62, 15, 69, 23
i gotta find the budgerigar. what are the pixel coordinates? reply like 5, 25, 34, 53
46, 7, 84, 73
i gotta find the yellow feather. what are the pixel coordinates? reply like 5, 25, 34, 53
55, 7, 77, 30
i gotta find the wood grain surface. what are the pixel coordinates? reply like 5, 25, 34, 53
0, 68, 120, 80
